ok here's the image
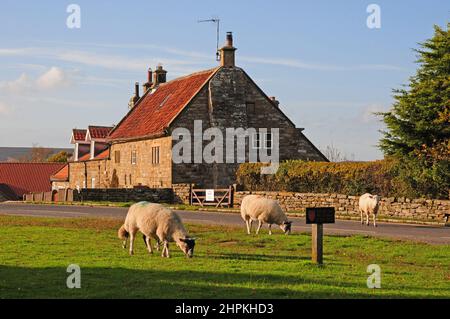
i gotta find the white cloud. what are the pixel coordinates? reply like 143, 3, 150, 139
0, 67, 70, 94
36, 67, 69, 89
0, 73, 32, 93
0, 44, 402, 74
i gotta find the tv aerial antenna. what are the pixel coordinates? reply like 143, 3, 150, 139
198, 17, 221, 61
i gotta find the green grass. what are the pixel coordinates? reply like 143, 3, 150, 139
0, 215, 449, 299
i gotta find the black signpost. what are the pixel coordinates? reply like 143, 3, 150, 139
306, 207, 335, 264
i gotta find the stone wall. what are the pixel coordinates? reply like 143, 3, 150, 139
75, 187, 173, 203
234, 191, 450, 223
172, 183, 191, 204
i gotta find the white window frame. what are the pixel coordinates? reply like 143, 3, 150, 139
252, 133, 261, 150
131, 150, 137, 165
264, 132, 273, 150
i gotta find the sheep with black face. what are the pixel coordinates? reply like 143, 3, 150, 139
240, 195, 292, 235
118, 202, 196, 258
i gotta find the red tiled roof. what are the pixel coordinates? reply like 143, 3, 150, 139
76, 148, 109, 162
50, 164, 69, 181
108, 68, 219, 140
72, 129, 87, 141
0, 163, 66, 198
88, 126, 113, 139
95, 148, 110, 159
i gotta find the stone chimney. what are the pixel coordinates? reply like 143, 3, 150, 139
153, 64, 167, 87
142, 68, 153, 93
270, 96, 280, 108
219, 32, 236, 67
128, 82, 140, 110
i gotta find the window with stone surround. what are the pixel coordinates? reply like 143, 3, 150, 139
131, 150, 137, 165
151, 146, 160, 165
114, 151, 120, 163
251, 132, 272, 150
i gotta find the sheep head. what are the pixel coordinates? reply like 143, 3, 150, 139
280, 221, 292, 235
178, 237, 196, 258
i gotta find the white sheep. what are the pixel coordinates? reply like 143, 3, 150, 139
358, 193, 381, 227
118, 202, 196, 258
240, 195, 292, 235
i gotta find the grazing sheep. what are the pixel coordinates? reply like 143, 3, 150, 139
359, 193, 381, 227
240, 195, 292, 235
118, 202, 196, 258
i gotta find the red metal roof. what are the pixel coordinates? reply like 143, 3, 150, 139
108, 68, 218, 141
0, 163, 66, 198
72, 129, 87, 141
88, 126, 113, 139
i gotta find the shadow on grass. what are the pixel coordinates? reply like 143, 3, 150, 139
0, 266, 447, 299
208, 252, 311, 262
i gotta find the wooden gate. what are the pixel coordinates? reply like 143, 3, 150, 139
190, 185, 234, 208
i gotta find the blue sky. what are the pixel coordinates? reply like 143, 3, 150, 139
0, 0, 448, 160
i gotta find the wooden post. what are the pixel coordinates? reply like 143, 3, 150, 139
311, 224, 323, 264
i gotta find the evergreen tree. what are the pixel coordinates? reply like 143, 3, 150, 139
379, 24, 449, 198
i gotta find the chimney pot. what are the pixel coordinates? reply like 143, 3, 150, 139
135, 82, 140, 98
226, 32, 233, 47
147, 68, 152, 82
143, 68, 153, 93
153, 64, 167, 87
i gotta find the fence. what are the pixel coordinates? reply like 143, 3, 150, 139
190, 185, 234, 208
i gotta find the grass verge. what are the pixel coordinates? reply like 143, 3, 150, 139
0, 215, 449, 298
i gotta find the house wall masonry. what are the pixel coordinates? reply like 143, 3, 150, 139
109, 136, 172, 188
169, 67, 326, 188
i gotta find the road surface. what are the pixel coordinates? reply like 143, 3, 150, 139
0, 202, 449, 244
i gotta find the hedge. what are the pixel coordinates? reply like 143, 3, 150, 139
236, 159, 422, 198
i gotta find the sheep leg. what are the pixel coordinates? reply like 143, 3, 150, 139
366, 213, 370, 226
360, 209, 364, 225
245, 219, 251, 235
162, 241, 170, 258
268, 224, 272, 235
122, 238, 127, 249
155, 239, 161, 251
373, 214, 377, 227
129, 232, 135, 255
144, 235, 153, 254
256, 220, 263, 235
248, 220, 253, 234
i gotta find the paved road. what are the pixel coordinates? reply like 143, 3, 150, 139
0, 203, 449, 244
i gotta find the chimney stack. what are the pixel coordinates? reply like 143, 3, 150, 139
128, 81, 140, 110
142, 68, 153, 93
153, 64, 167, 87
219, 32, 236, 67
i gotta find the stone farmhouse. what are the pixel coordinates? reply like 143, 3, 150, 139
57, 32, 327, 191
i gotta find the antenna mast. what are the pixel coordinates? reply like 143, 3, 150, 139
198, 18, 221, 61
